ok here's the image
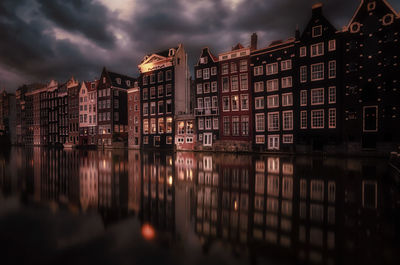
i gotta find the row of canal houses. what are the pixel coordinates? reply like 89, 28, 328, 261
14, 1, 400, 153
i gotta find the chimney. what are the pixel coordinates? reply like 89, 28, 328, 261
295, 24, 300, 40
312, 2, 323, 16
251, 33, 258, 51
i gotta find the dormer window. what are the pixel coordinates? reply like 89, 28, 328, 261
367, 1, 376, 11
126, 80, 131, 87
91, 83, 95, 89
382, 14, 394, 26
312, 25, 322, 37
200, 57, 208, 64
169, 48, 175, 57
116, 78, 121, 85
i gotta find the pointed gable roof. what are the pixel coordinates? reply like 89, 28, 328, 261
345, 0, 399, 30
196, 47, 218, 66
103, 68, 136, 89
300, 3, 337, 39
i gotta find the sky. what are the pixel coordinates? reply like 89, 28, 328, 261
0, 0, 399, 92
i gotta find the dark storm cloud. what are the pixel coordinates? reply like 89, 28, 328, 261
1, 0, 400, 91
36, 0, 116, 48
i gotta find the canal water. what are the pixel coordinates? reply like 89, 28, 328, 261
0, 147, 399, 265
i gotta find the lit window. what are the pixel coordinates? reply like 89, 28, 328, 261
231, 95, 239, 111
256, 135, 265, 144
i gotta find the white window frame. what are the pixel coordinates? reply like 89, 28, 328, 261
281, 76, 293, 88
282, 134, 293, 144
311, 42, 324, 57
254, 65, 263, 76
196, 69, 202, 78
255, 97, 264, 110
328, 40, 336, 51
312, 25, 322, 38
311, 63, 324, 81
300, 90, 307, 106
268, 135, 280, 150
300, 46, 307, 57
300, 111, 307, 129
266, 79, 279, 92
282, 111, 293, 131
266, 63, 278, 75
311, 109, 324, 129
222, 96, 230, 112
300, 66, 307, 83
282, 93, 293, 107
254, 81, 264, 92
240, 94, 249, 111
281, 60, 292, 71
268, 112, 280, 132
267, 94, 279, 109
328, 60, 336, 79
255, 113, 265, 132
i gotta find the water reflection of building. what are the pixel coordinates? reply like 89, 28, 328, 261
141, 152, 175, 233
128, 150, 141, 214
79, 151, 98, 212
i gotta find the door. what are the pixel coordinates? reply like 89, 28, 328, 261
203, 133, 213, 146
268, 135, 279, 150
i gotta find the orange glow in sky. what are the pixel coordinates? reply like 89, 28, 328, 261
141, 223, 156, 240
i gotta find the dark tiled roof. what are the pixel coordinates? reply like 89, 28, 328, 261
232, 43, 244, 51
154, 46, 179, 57
106, 70, 136, 89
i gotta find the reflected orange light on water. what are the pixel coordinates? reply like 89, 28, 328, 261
141, 223, 155, 240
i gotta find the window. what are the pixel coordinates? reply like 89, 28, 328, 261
282, 111, 293, 130
222, 63, 229, 74
266, 63, 278, 75
150, 102, 156, 115
143, 119, 149, 134
282, 93, 293, 106
197, 98, 204, 109
143, 103, 148, 115
203, 82, 210, 93
223, 117, 230, 135
300, 46, 307, 57
231, 75, 239, 91
267, 95, 279, 108
254, 66, 263, 76
281, 60, 292, 71
267, 79, 279, 92
232, 116, 240, 136
213, 118, 219, 129
187, 121, 194, 134
311, 63, 324, 81
311, 42, 324, 57
311, 88, 324, 105
255, 97, 264, 109
203, 68, 210, 79
281, 76, 292, 88
197, 84, 202, 94
254, 81, 264, 92
158, 101, 164, 114
328, 61, 336, 79
166, 100, 172, 113
211, 66, 217, 75
158, 72, 163, 82
196, 69, 202, 78
300, 111, 307, 129
158, 118, 165, 133
204, 97, 211, 109
240, 74, 248, 90
300, 66, 307, 83
312, 25, 322, 37
300, 90, 307, 106
222, 96, 230, 111
241, 116, 249, 136
255, 113, 265, 132
166, 84, 172, 96
150, 87, 156, 98
328, 40, 336, 51
211, 82, 217, 92
212, 96, 218, 108
311, 110, 324, 129
240, 60, 247, 72
143, 88, 148, 100
231, 95, 239, 111
198, 118, 204, 130
268, 135, 279, 150
241, 94, 249, 110
222, 77, 229, 92
268, 112, 279, 131
328, 87, 336, 104
166, 117, 173, 133
150, 74, 155, 84
282, 134, 293, 144
368, 1, 376, 11
256, 135, 265, 144
230, 62, 237, 73
158, 86, 164, 97
329, 109, 336, 128
166, 70, 172, 81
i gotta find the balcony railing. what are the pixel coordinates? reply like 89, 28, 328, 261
194, 107, 219, 116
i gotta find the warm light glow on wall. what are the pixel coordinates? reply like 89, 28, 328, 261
168, 176, 173, 186
141, 223, 155, 240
